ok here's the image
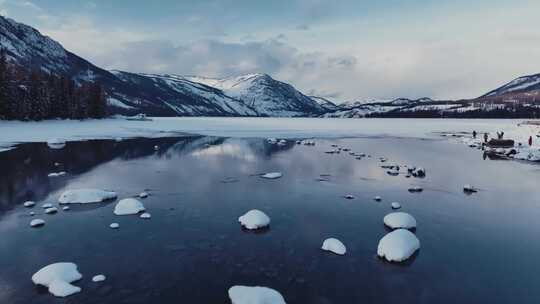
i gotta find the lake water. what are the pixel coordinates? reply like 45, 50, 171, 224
0, 132, 539, 303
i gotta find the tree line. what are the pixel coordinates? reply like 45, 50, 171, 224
0, 49, 107, 121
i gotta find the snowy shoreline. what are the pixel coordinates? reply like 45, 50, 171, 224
0, 117, 538, 152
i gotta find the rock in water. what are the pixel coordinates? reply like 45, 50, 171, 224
31, 262, 82, 297
463, 184, 478, 193
228, 286, 286, 304
383, 212, 417, 230
321, 238, 347, 255
238, 210, 270, 230
391, 202, 401, 209
114, 198, 145, 215
377, 229, 420, 262
59, 189, 117, 204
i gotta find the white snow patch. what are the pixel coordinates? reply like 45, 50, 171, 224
114, 198, 145, 215
228, 285, 286, 304
30, 218, 45, 227
140, 212, 151, 219
45, 207, 58, 214
383, 212, 417, 229
24, 201, 35, 208
377, 229, 420, 262
59, 189, 117, 204
238, 210, 270, 230
321, 238, 347, 255
261, 172, 283, 179
109, 223, 120, 229
92, 274, 106, 282
32, 262, 82, 298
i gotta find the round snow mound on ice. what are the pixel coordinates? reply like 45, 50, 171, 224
114, 198, 145, 215
228, 285, 286, 304
321, 238, 347, 255
30, 219, 45, 227
238, 210, 270, 230
59, 189, 117, 204
32, 262, 82, 297
383, 212, 417, 229
260, 172, 283, 179
377, 229, 420, 262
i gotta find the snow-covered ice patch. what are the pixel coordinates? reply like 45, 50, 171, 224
45, 207, 58, 214
228, 285, 286, 304
62, 206, 70, 211
30, 219, 45, 227
321, 238, 347, 255
109, 223, 119, 229
383, 212, 417, 230
140, 212, 151, 219
513, 147, 540, 162
31, 262, 82, 297
260, 172, 283, 179
238, 209, 270, 230
114, 198, 145, 215
92, 274, 106, 282
24, 201, 35, 208
377, 229, 420, 262
59, 189, 117, 204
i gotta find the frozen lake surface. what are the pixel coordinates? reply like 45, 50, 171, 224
0, 119, 539, 303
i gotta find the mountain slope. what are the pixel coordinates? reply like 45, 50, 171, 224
309, 96, 341, 111
184, 74, 326, 116
482, 73, 540, 97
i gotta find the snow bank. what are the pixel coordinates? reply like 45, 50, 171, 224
321, 238, 347, 255
59, 189, 117, 204
383, 212, 417, 229
228, 286, 286, 304
377, 229, 420, 262
513, 147, 540, 162
114, 198, 145, 215
260, 172, 283, 179
30, 218, 45, 227
238, 210, 270, 230
31, 262, 82, 297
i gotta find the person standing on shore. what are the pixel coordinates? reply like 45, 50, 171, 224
473, 130, 477, 139
484, 133, 489, 143
529, 136, 533, 146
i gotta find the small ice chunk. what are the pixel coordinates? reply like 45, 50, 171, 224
261, 172, 283, 179
321, 238, 347, 255
384, 212, 417, 229
154, 145, 159, 150
29, 211, 35, 216
374, 196, 382, 201
24, 201, 35, 208
47, 138, 66, 149
377, 229, 420, 262
391, 202, 401, 209
238, 210, 270, 230
343, 194, 355, 200
30, 219, 45, 227
45, 207, 58, 214
62, 206, 70, 211
140, 212, 151, 219
109, 223, 120, 229
114, 198, 145, 215
32, 262, 82, 297
92, 274, 106, 282
48, 172, 66, 178
42, 203, 53, 208
228, 286, 286, 304
59, 189, 117, 204
139, 192, 149, 198
463, 184, 478, 193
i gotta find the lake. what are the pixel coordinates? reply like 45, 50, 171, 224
0, 126, 539, 303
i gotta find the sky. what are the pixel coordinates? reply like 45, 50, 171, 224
1, 0, 539, 102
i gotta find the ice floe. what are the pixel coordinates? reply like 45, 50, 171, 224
374, 196, 382, 201
46, 138, 66, 149
42, 203, 53, 208
139, 192, 149, 198
260, 172, 283, 179
343, 194, 355, 200
59, 189, 117, 204
92, 274, 106, 282
48, 172, 66, 178
321, 238, 347, 255
109, 223, 120, 229
114, 198, 146, 215
30, 219, 45, 227
391, 202, 401, 209
29, 211, 35, 216
31, 262, 82, 297
45, 207, 58, 214
62, 206, 70, 211
377, 229, 420, 262
383, 212, 417, 230
238, 209, 270, 230
140, 212, 151, 219
24, 201, 35, 208
228, 286, 286, 304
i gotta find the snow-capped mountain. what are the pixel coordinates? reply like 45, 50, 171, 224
482, 73, 540, 97
0, 15, 325, 117
184, 74, 326, 117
